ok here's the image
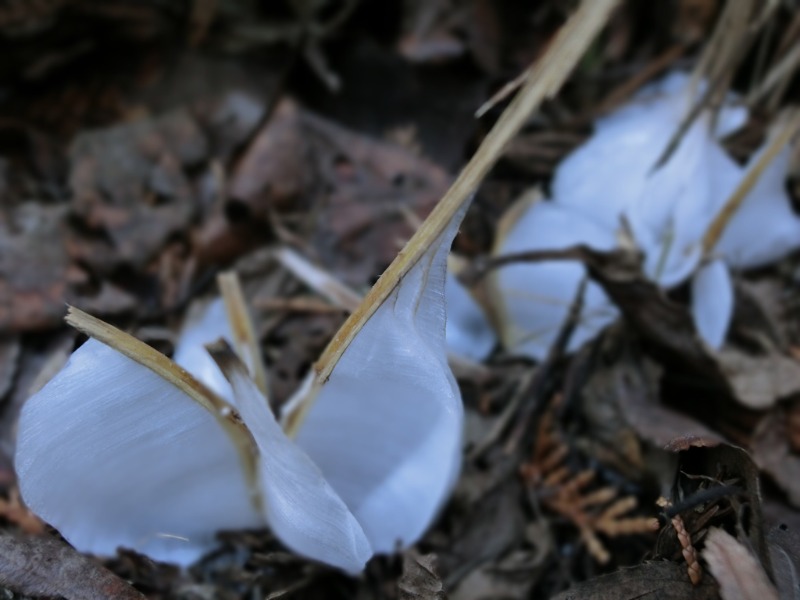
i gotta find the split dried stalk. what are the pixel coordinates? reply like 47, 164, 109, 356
218, 271, 270, 398
286, 0, 620, 437
273, 247, 362, 312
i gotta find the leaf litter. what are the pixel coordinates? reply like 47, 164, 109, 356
2, 0, 800, 598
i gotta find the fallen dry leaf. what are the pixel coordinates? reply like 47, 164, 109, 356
718, 348, 800, 409
0, 531, 145, 600
399, 551, 448, 600
0, 203, 84, 333
68, 108, 207, 273
752, 408, 800, 507
450, 547, 542, 600
702, 527, 779, 600
0, 488, 44, 534
549, 560, 719, 599
226, 99, 313, 213
612, 351, 723, 449
765, 513, 800, 600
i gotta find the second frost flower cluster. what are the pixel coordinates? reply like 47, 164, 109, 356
493, 72, 800, 359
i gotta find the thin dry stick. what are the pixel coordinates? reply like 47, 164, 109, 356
691, 0, 755, 90
218, 271, 270, 399
285, 0, 621, 437
766, 9, 800, 111
702, 109, 800, 254
273, 247, 362, 312
746, 41, 800, 107
474, 67, 532, 119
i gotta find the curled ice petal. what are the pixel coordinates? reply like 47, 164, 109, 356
691, 259, 734, 349
491, 199, 619, 361
715, 147, 800, 269
293, 204, 466, 554
209, 344, 372, 573
445, 271, 496, 361
15, 339, 263, 566
493, 72, 767, 360
554, 71, 746, 238
172, 298, 235, 404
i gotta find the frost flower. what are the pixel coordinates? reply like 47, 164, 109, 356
445, 268, 496, 361
491, 72, 800, 359
14, 209, 466, 573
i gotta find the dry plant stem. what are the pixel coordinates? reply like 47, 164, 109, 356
474, 67, 531, 118
218, 271, 270, 398
746, 41, 800, 107
285, 0, 621, 437
767, 10, 800, 110
691, 0, 755, 90
702, 108, 800, 254
273, 247, 362, 312
64, 306, 263, 512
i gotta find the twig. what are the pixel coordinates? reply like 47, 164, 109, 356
218, 271, 270, 399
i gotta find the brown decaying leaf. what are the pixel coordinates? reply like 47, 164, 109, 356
549, 560, 720, 600
703, 528, 779, 600
718, 349, 800, 409
68, 108, 207, 272
571, 335, 721, 480
0, 531, 146, 600
203, 97, 451, 285
764, 506, 800, 600
399, 551, 448, 600
611, 349, 723, 449
0, 203, 84, 333
450, 545, 543, 600
752, 408, 800, 507
226, 99, 313, 214
0, 488, 44, 534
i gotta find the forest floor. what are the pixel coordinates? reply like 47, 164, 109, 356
1, 1, 800, 599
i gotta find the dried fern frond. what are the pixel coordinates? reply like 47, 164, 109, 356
520, 395, 659, 564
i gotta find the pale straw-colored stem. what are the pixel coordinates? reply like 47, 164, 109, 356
218, 271, 270, 399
